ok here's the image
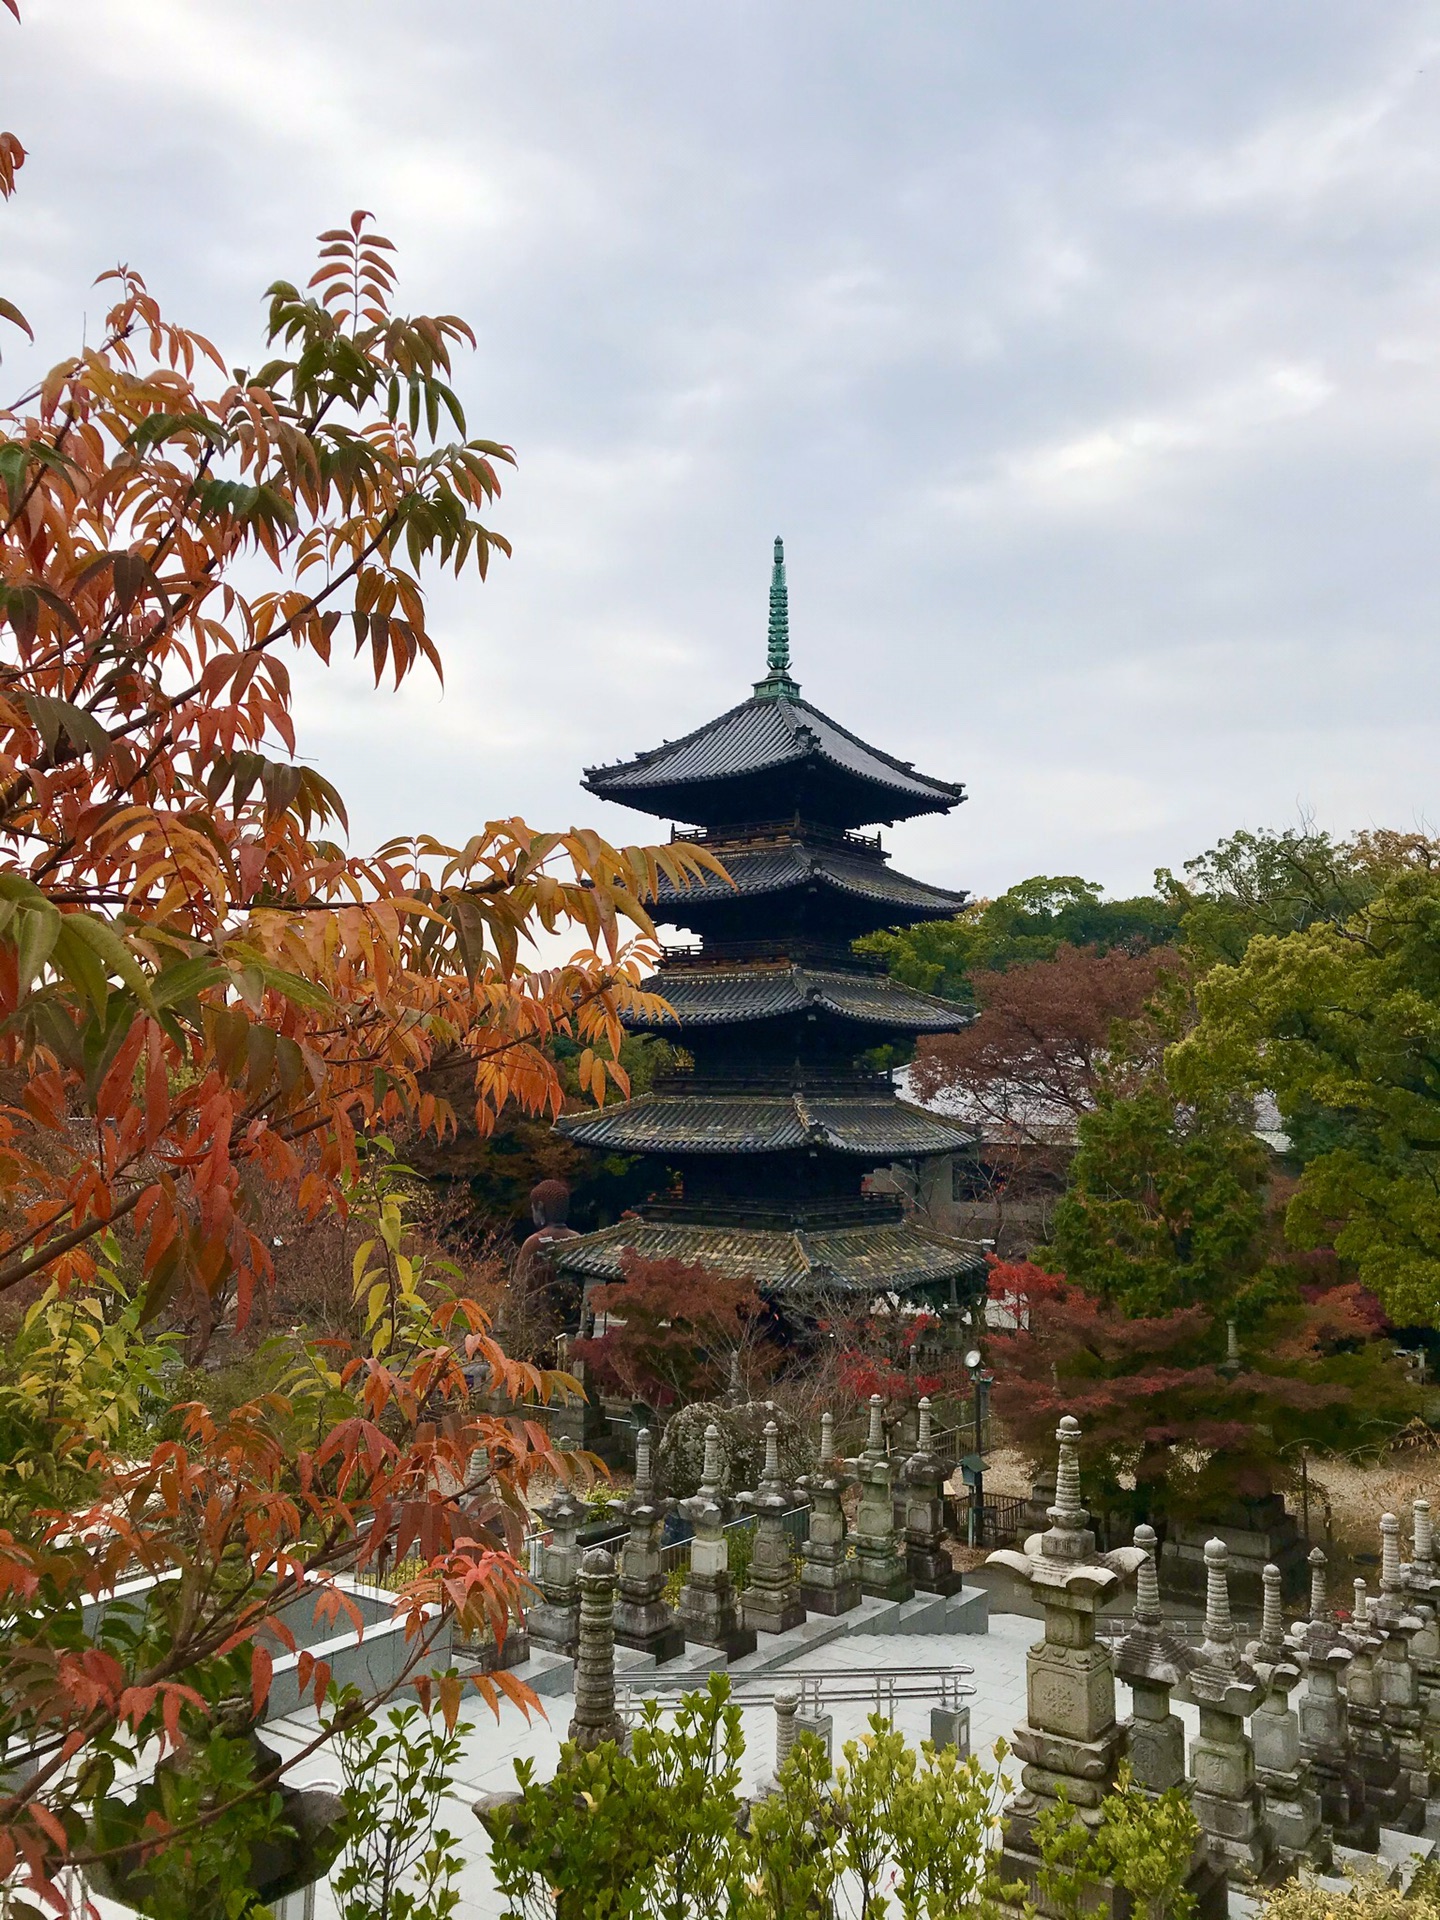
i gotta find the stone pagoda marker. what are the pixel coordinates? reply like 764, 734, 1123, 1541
527, 1483, 586, 1655
1245, 1562, 1327, 1872
738, 1422, 806, 1635
850, 1395, 912, 1604
613, 1427, 684, 1664
1112, 1522, 1193, 1797
985, 1417, 1226, 1918
1403, 1496, 1440, 1737
676, 1423, 756, 1659
903, 1397, 963, 1596
797, 1411, 860, 1616
551, 538, 986, 1314
1287, 1546, 1369, 1850
1186, 1538, 1269, 1886
1358, 1511, 1428, 1831
568, 1548, 628, 1753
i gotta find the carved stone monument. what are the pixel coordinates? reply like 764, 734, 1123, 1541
613, 1427, 685, 1663
527, 1484, 586, 1655
797, 1411, 861, 1616
676, 1424, 756, 1659
850, 1398, 912, 1604
903, 1396, 963, 1596
987, 1417, 1222, 1918
1363, 1512, 1428, 1830
1245, 1561, 1327, 1873
1113, 1522, 1192, 1796
1287, 1547, 1370, 1850
568, 1547, 628, 1752
1404, 1496, 1440, 1741
739, 1422, 806, 1635
1186, 1538, 1269, 1886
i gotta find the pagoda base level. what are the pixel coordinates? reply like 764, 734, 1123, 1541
683, 1624, 759, 1661
799, 1578, 862, 1616
742, 1597, 806, 1636
859, 1570, 915, 1605
907, 1552, 964, 1597
615, 1622, 687, 1665
556, 1216, 987, 1302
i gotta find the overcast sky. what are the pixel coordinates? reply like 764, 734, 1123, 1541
5, 2, 1439, 910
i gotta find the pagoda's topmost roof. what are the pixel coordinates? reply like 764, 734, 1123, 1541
581, 539, 965, 830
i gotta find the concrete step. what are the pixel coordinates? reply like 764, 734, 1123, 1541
498, 1648, 575, 1699
945, 1587, 991, 1635
896, 1594, 948, 1635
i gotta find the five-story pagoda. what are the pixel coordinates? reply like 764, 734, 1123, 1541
554, 540, 985, 1310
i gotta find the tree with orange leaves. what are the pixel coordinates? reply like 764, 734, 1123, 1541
0, 13, 721, 1906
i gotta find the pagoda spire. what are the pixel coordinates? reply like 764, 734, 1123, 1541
754, 535, 800, 701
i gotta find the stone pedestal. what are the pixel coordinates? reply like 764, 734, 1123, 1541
739, 1421, 805, 1635
798, 1412, 860, 1616
1187, 1539, 1270, 1887
676, 1426, 756, 1659
1114, 1523, 1191, 1796
1288, 1547, 1371, 1851
568, 1548, 628, 1753
1160, 1494, 1307, 1604
987, 1417, 1223, 1920
527, 1486, 585, 1655
613, 1427, 685, 1664
853, 1455, 913, 1604
1246, 1562, 1328, 1873
903, 1396, 963, 1596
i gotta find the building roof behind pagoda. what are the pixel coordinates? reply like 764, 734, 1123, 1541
583, 689, 964, 828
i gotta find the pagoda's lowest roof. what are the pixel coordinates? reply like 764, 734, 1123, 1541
554, 1088, 975, 1157
649, 838, 966, 920
583, 691, 963, 824
553, 1215, 988, 1298
626, 964, 968, 1034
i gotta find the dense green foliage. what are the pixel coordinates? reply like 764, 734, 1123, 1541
331, 1697, 468, 1920
1052, 1078, 1270, 1316
482, 1674, 1199, 1920
857, 874, 1178, 1004
1174, 865, 1440, 1326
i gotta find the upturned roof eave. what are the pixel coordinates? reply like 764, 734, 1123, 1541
581, 692, 964, 814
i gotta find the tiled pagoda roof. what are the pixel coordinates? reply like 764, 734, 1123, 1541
554, 1087, 975, 1157
649, 837, 966, 920
553, 1215, 988, 1298
583, 690, 963, 825
625, 963, 968, 1034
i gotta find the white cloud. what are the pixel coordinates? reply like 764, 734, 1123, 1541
4, 0, 1440, 900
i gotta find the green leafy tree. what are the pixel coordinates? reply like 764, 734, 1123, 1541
858, 876, 1177, 1005
1028, 1769, 1200, 1920
331, 1694, 468, 1920
483, 1673, 745, 1920
1159, 825, 1440, 970
1051, 1075, 1269, 1316
1173, 866, 1440, 1327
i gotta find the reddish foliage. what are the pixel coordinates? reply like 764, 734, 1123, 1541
571, 1248, 770, 1407
910, 944, 1182, 1135
984, 1256, 1408, 1524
